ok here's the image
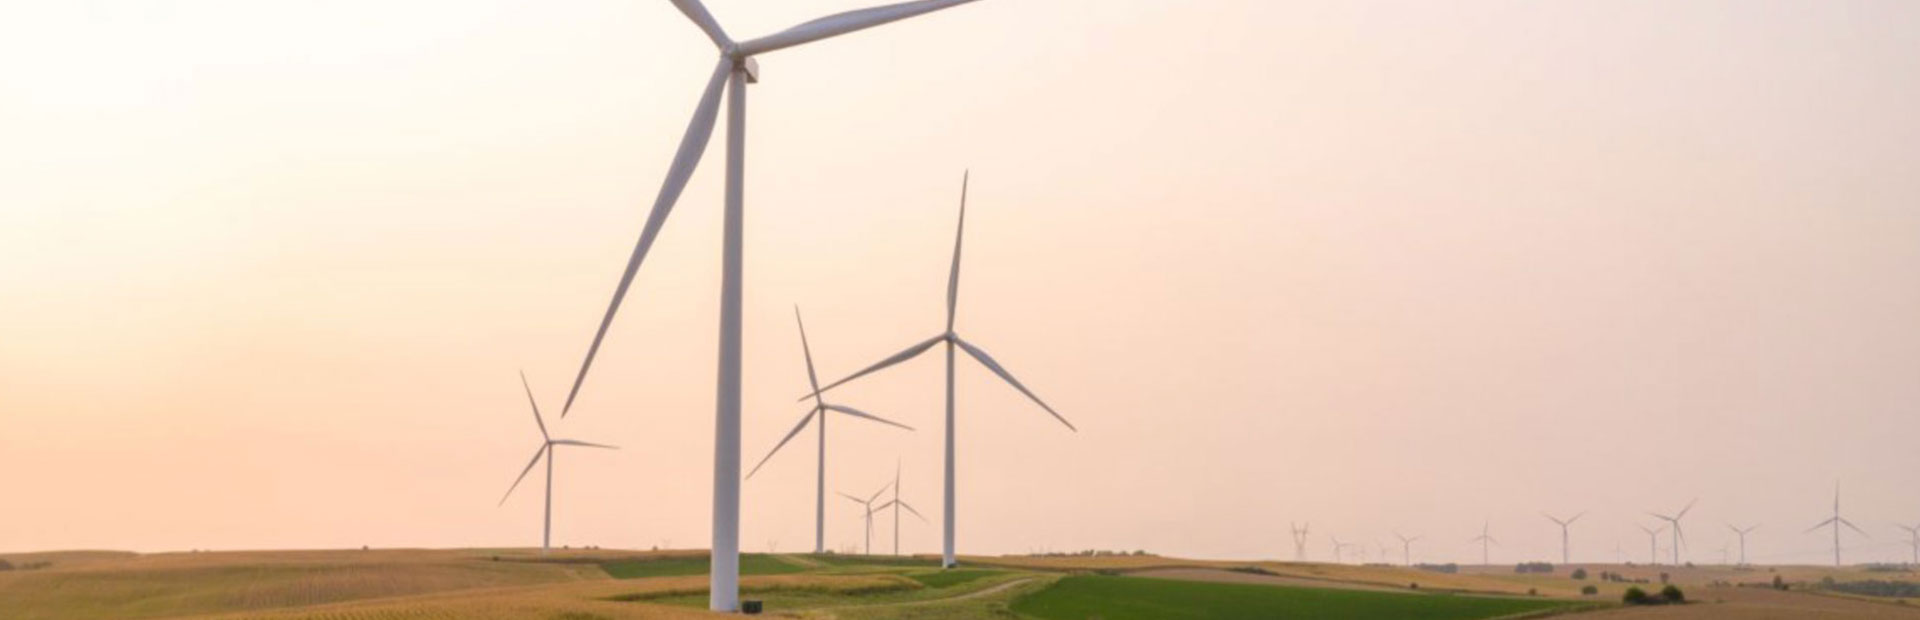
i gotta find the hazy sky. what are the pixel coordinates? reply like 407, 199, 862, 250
4, 1, 1918, 566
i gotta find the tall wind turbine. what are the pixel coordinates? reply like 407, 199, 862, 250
1290, 523, 1310, 562
872, 459, 928, 555
1897, 523, 1919, 566
498, 371, 619, 556
805, 173, 1076, 568
1330, 535, 1348, 564
1649, 499, 1696, 566
841, 480, 894, 555
1542, 511, 1584, 565
1805, 484, 1866, 567
554, 0, 989, 609
1394, 532, 1421, 567
746, 308, 913, 554
1726, 524, 1758, 566
1469, 521, 1497, 566
1637, 524, 1662, 565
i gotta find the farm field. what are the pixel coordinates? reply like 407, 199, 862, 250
6, 548, 1920, 618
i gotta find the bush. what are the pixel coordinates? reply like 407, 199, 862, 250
1514, 561, 1555, 574
1624, 587, 1649, 604
1661, 585, 1686, 603
1581, 585, 1599, 596
1660, 572, 1671, 585
1772, 575, 1787, 590
1571, 567, 1588, 580
1826, 580, 1920, 598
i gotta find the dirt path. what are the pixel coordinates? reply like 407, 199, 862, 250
1133, 567, 1415, 594
809, 576, 1041, 615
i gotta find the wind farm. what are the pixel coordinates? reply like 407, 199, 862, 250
7, 1, 1920, 619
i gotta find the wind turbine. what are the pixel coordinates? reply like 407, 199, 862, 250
1649, 499, 1696, 566
1469, 521, 1497, 566
1896, 523, 1919, 566
1805, 484, 1866, 567
841, 480, 895, 555
554, 0, 989, 609
498, 371, 619, 556
1542, 511, 1585, 565
746, 308, 913, 554
1290, 522, 1310, 562
804, 173, 1076, 568
1394, 532, 1421, 567
1637, 524, 1662, 565
1726, 524, 1758, 566
1330, 535, 1348, 564
872, 459, 928, 555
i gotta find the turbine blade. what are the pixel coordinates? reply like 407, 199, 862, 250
869, 480, 895, 503
560, 57, 732, 417
1676, 499, 1697, 520
823, 403, 914, 431
838, 491, 865, 504
952, 335, 1075, 431
795, 307, 824, 403
1569, 511, 1587, 525
669, 0, 732, 49
800, 334, 944, 401
550, 439, 620, 449
520, 370, 549, 440
898, 500, 928, 522
1805, 517, 1837, 534
745, 407, 820, 479
946, 171, 967, 332
498, 444, 548, 506
1841, 518, 1869, 537
736, 0, 979, 56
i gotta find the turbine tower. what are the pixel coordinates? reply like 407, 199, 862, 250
1329, 535, 1348, 564
1804, 484, 1866, 567
498, 371, 619, 555
746, 308, 913, 554
555, 0, 989, 608
1726, 524, 1758, 566
1290, 522, 1310, 562
1897, 523, 1920, 566
806, 173, 1077, 568
1649, 499, 1696, 566
1394, 532, 1421, 567
1637, 524, 1662, 565
1542, 511, 1585, 565
841, 480, 894, 555
1469, 521, 1497, 566
872, 460, 928, 555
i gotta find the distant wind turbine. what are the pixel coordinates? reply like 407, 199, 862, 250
841, 480, 895, 555
1897, 523, 1920, 566
1290, 523, 1310, 562
1649, 499, 1697, 566
1329, 535, 1349, 564
1469, 521, 1497, 566
498, 371, 619, 556
1637, 524, 1662, 565
746, 308, 913, 554
1542, 511, 1585, 565
872, 460, 928, 555
1805, 484, 1866, 567
1726, 524, 1758, 566
1394, 532, 1421, 567
805, 172, 1076, 568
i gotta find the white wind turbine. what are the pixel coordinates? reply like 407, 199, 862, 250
1469, 521, 1497, 566
1897, 523, 1919, 566
1805, 484, 1866, 567
1394, 532, 1420, 567
1329, 535, 1349, 564
841, 480, 895, 555
1542, 511, 1584, 565
1290, 522, 1310, 562
498, 371, 619, 556
746, 308, 913, 554
553, 0, 989, 609
1649, 499, 1697, 566
872, 460, 929, 555
1637, 523, 1662, 565
804, 172, 1076, 568
1726, 524, 1758, 566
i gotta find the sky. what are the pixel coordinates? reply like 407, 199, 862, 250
3, 0, 1919, 566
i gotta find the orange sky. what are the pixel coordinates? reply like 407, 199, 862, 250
3, 1, 1919, 566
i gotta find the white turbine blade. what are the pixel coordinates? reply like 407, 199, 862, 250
498, 444, 548, 506
1487, 536, 1499, 545
736, 0, 979, 57
519, 369, 549, 440
745, 407, 820, 479
1649, 512, 1673, 522
897, 500, 929, 522
668, 0, 732, 49
795, 306, 824, 403
838, 491, 866, 504
1841, 518, 1869, 537
869, 480, 895, 503
1568, 511, 1587, 525
952, 336, 1075, 431
560, 57, 732, 417
551, 439, 620, 449
800, 334, 944, 401
1806, 517, 1837, 533
1676, 499, 1697, 520
1542, 512, 1564, 526
946, 171, 967, 331
823, 403, 914, 431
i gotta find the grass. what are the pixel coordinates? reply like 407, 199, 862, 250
1010, 575, 1584, 620
907, 569, 1002, 588
598, 554, 802, 579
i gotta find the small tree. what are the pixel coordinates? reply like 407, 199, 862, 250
1581, 584, 1599, 596
1660, 584, 1686, 603
1623, 587, 1649, 605
1571, 567, 1588, 580
1772, 574, 1787, 591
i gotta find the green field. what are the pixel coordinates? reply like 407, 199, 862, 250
598, 553, 803, 579
907, 568, 1001, 588
1011, 575, 1582, 620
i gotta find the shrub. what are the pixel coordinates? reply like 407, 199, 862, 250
1528, 588, 1538, 596
1514, 562, 1555, 574
1826, 579, 1920, 598
1571, 568, 1588, 580
1623, 587, 1649, 604
1661, 585, 1686, 603
1772, 575, 1787, 590
1581, 585, 1599, 596
1659, 572, 1670, 585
